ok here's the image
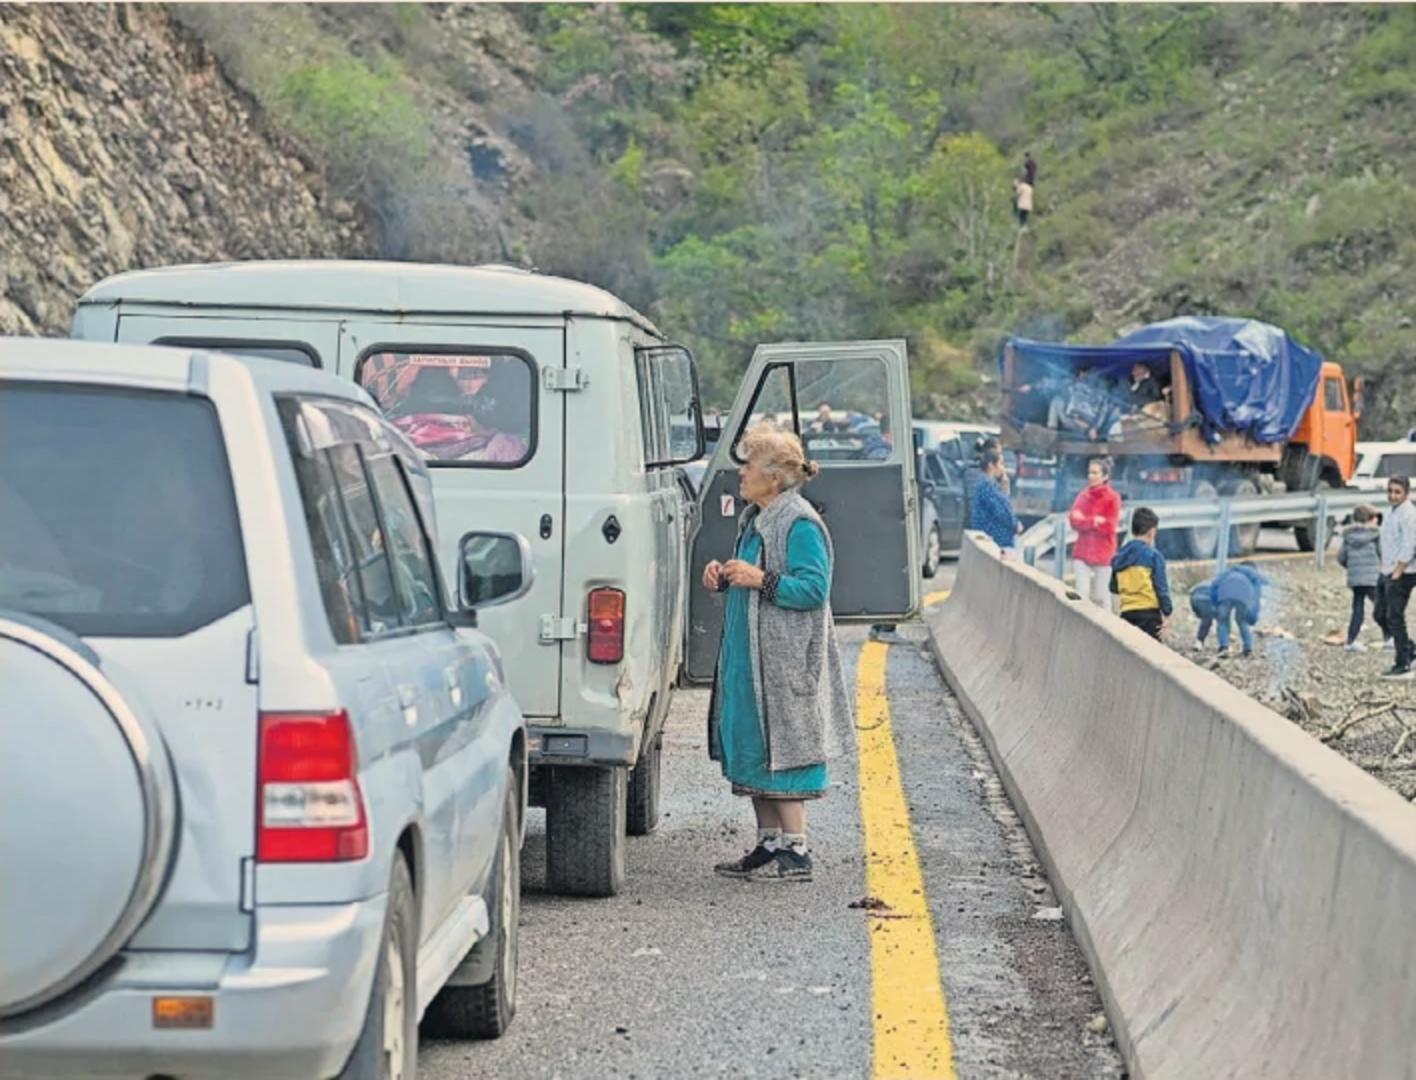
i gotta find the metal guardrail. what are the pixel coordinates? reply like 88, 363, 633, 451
1020, 488, 1374, 578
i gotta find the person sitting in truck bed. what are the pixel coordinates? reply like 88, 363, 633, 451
1017, 367, 1120, 441
1123, 362, 1165, 412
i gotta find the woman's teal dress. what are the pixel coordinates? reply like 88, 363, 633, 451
718, 518, 832, 798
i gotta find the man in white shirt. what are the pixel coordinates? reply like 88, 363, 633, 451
1378, 475, 1416, 679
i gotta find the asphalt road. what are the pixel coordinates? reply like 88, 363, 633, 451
420, 607, 1123, 1080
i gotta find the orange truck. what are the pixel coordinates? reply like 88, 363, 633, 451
1001, 318, 1361, 559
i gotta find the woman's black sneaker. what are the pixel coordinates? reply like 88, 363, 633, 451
714, 844, 777, 878
740, 848, 813, 883
1381, 664, 1414, 680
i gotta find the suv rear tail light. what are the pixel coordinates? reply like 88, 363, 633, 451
587, 588, 626, 664
1019, 462, 1054, 478
258, 711, 368, 862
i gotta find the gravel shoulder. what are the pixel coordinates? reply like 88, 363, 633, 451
1166, 554, 1416, 801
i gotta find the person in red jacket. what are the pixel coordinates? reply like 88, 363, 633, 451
1070, 456, 1122, 610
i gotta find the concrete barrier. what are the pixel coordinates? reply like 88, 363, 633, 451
928, 532, 1416, 1080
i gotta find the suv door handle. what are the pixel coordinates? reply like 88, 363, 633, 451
443, 667, 463, 708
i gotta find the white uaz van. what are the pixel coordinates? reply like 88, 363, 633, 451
73, 262, 923, 896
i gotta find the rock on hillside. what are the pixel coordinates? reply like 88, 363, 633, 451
0, 3, 370, 336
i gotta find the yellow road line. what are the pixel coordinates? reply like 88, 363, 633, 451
856, 641, 956, 1080
923, 590, 951, 607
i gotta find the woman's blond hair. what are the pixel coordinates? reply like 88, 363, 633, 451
739, 423, 819, 490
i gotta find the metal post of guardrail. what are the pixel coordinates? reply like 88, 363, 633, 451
1316, 492, 1330, 568
1053, 515, 1067, 580
1216, 499, 1232, 574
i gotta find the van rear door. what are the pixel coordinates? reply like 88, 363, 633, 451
336, 322, 564, 719
684, 340, 919, 683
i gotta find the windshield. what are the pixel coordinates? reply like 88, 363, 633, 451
0, 384, 250, 637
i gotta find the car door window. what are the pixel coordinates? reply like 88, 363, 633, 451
327, 445, 403, 635
364, 453, 444, 627
1376, 453, 1416, 478
282, 436, 366, 644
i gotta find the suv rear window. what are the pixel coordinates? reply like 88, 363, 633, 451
0, 384, 250, 637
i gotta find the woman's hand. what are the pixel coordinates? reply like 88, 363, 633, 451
722, 559, 765, 589
702, 560, 725, 591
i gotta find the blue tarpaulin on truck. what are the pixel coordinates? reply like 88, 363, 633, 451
1006, 317, 1325, 444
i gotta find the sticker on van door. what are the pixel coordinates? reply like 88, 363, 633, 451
720, 494, 735, 517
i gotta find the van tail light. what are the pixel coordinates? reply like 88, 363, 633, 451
1019, 461, 1054, 479
587, 588, 626, 664
257, 711, 368, 862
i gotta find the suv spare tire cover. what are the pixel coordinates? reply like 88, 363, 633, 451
0, 615, 177, 1019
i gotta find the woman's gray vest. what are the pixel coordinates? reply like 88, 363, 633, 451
708, 490, 855, 771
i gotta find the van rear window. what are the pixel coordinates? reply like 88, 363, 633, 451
356, 349, 535, 467
0, 384, 250, 637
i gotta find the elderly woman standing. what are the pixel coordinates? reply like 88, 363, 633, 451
703, 425, 852, 883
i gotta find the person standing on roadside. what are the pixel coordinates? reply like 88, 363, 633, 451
1068, 456, 1122, 609
1337, 504, 1383, 651
969, 448, 1020, 552
704, 425, 852, 882
1110, 507, 1172, 640
1378, 476, 1416, 679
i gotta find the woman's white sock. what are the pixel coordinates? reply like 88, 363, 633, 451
782, 832, 808, 854
758, 828, 782, 852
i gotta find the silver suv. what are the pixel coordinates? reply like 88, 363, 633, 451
0, 339, 530, 1078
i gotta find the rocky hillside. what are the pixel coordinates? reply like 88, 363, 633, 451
4, 4, 1413, 437
0, 4, 369, 335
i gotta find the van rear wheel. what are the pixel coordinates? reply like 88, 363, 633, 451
627, 734, 663, 836
545, 765, 626, 897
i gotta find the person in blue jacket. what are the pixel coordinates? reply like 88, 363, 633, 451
1191, 563, 1270, 656
969, 449, 1019, 550
1110, 507, 1172, 639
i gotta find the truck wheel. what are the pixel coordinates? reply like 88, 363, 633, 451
338, 855, 417, 1080
545, 765, 626, 897
922, 525, 943, 579
1222, 478, 1261, 555
627, 733, 663, 837
423, 768, 521, 1040
1295, 480, 1335, 552
1184, 480, 1221, 560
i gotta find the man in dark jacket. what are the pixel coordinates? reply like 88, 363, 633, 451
1124, 363, 1164, 412
1023, 151, 1037, 187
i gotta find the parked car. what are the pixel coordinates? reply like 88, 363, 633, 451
1352, 440, 1416, 494
917, 448, 966, 576
0, 339, 528, 1078
72, 264, 922, 897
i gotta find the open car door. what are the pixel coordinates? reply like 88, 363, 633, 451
683, 340, 919, 684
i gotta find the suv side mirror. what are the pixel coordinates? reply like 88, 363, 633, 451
458, 532, 535, 611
